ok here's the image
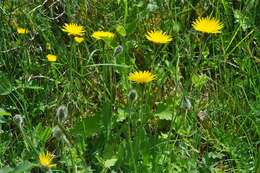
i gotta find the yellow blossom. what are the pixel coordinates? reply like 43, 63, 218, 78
192, 17, 223, 33
145, 30, 172, 44
38, 151, 56, 169
91, 31, 115, 40
17, 27, 28, 34
47, 54, 57, 62
61, 23, 85, 36
128, 71, 156, 84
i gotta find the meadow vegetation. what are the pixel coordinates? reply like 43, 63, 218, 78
0, 0, 260, 172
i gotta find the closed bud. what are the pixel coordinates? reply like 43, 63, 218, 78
128, 89, 138, 102
56, 105, 68, 123
181, 97, 192, 110
13, 114, 23, 127
52, 126, 63, 139
113, 45, 123, 57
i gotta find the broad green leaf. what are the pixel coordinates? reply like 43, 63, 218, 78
0, 74, 13, 95
154, 103, 172, 120
116, 108, 127, 122
116, 25, 126, 37
12, 161, 35, 173
34, 123, 52, 145
71, 113, 102, 137
0, 108, 11, 116
104, 157, 118, 168
192, 74, 209, 88
0, 166, 13, 173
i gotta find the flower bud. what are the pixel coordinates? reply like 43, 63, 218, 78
181, 97, 192, 110
113, 45, 123, 57
56, 105, 68, 123
13, 114, 23, 127
52, 126, 63, 140
128, 89, 138, 102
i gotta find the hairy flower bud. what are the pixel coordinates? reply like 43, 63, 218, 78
128, 89, 138, 102
13, 114, 23, 127
56, 105, 68, 123
181, 97, 192, 110
52, 126, 63, 140
113, 45, 123, 57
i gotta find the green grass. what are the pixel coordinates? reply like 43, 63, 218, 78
0, 0, 260, 172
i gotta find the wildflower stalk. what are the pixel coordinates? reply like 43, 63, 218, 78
57, 122, 87, 167
101, 44, 116, 142
19, 125, 38, 155
140, 85, 146, 125
123, 0, 128, 27
151, 44, 167, 68
127, 101, 138, 173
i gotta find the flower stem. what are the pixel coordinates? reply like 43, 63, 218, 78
128, 102, 138, 173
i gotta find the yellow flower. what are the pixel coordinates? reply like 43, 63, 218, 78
192, 17, 224, 34
145, 30, 172, 44
47, 54, 57, 62
74, 36, 84, 43
128, 71, 156, 84
17, 27, 28, 34
38, 151, 56, 169
91, 31, 115, 40
61, 23, 85, 36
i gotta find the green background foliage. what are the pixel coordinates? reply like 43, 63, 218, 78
0, 0, 260, 172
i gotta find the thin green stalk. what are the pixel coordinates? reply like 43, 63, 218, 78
123, 0, 128, 27
128, 102, 138, 173
19, 126, 38, 155
57, 122, 87, 167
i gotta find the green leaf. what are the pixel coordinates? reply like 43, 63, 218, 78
154, 103, 172, 120
234, 10, 251, 31
104, 157, 118, 168
21, 85, 44, 90
116, 25, 126, 37
208, 152, 225, 159
33, 123, 52, 145
0, 74, 13, 95
116, 108, 127, 122
0, 166, 13, 173
0, 108, 11, 116
71, 113, 103, 137
192, 74, 209, 88
12, 161, 35, 173
0, 117, 6, 124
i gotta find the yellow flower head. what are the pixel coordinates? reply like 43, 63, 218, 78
74, 36, 84, 43
145, 30, 172, 44
91, 31, 115, 40
17, 27, 28, 34
128, 71, 156, 84
62, 23, 85, 36
39, 151, 56, 169
47, 54, 57, 62
192, 17, 223, 34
